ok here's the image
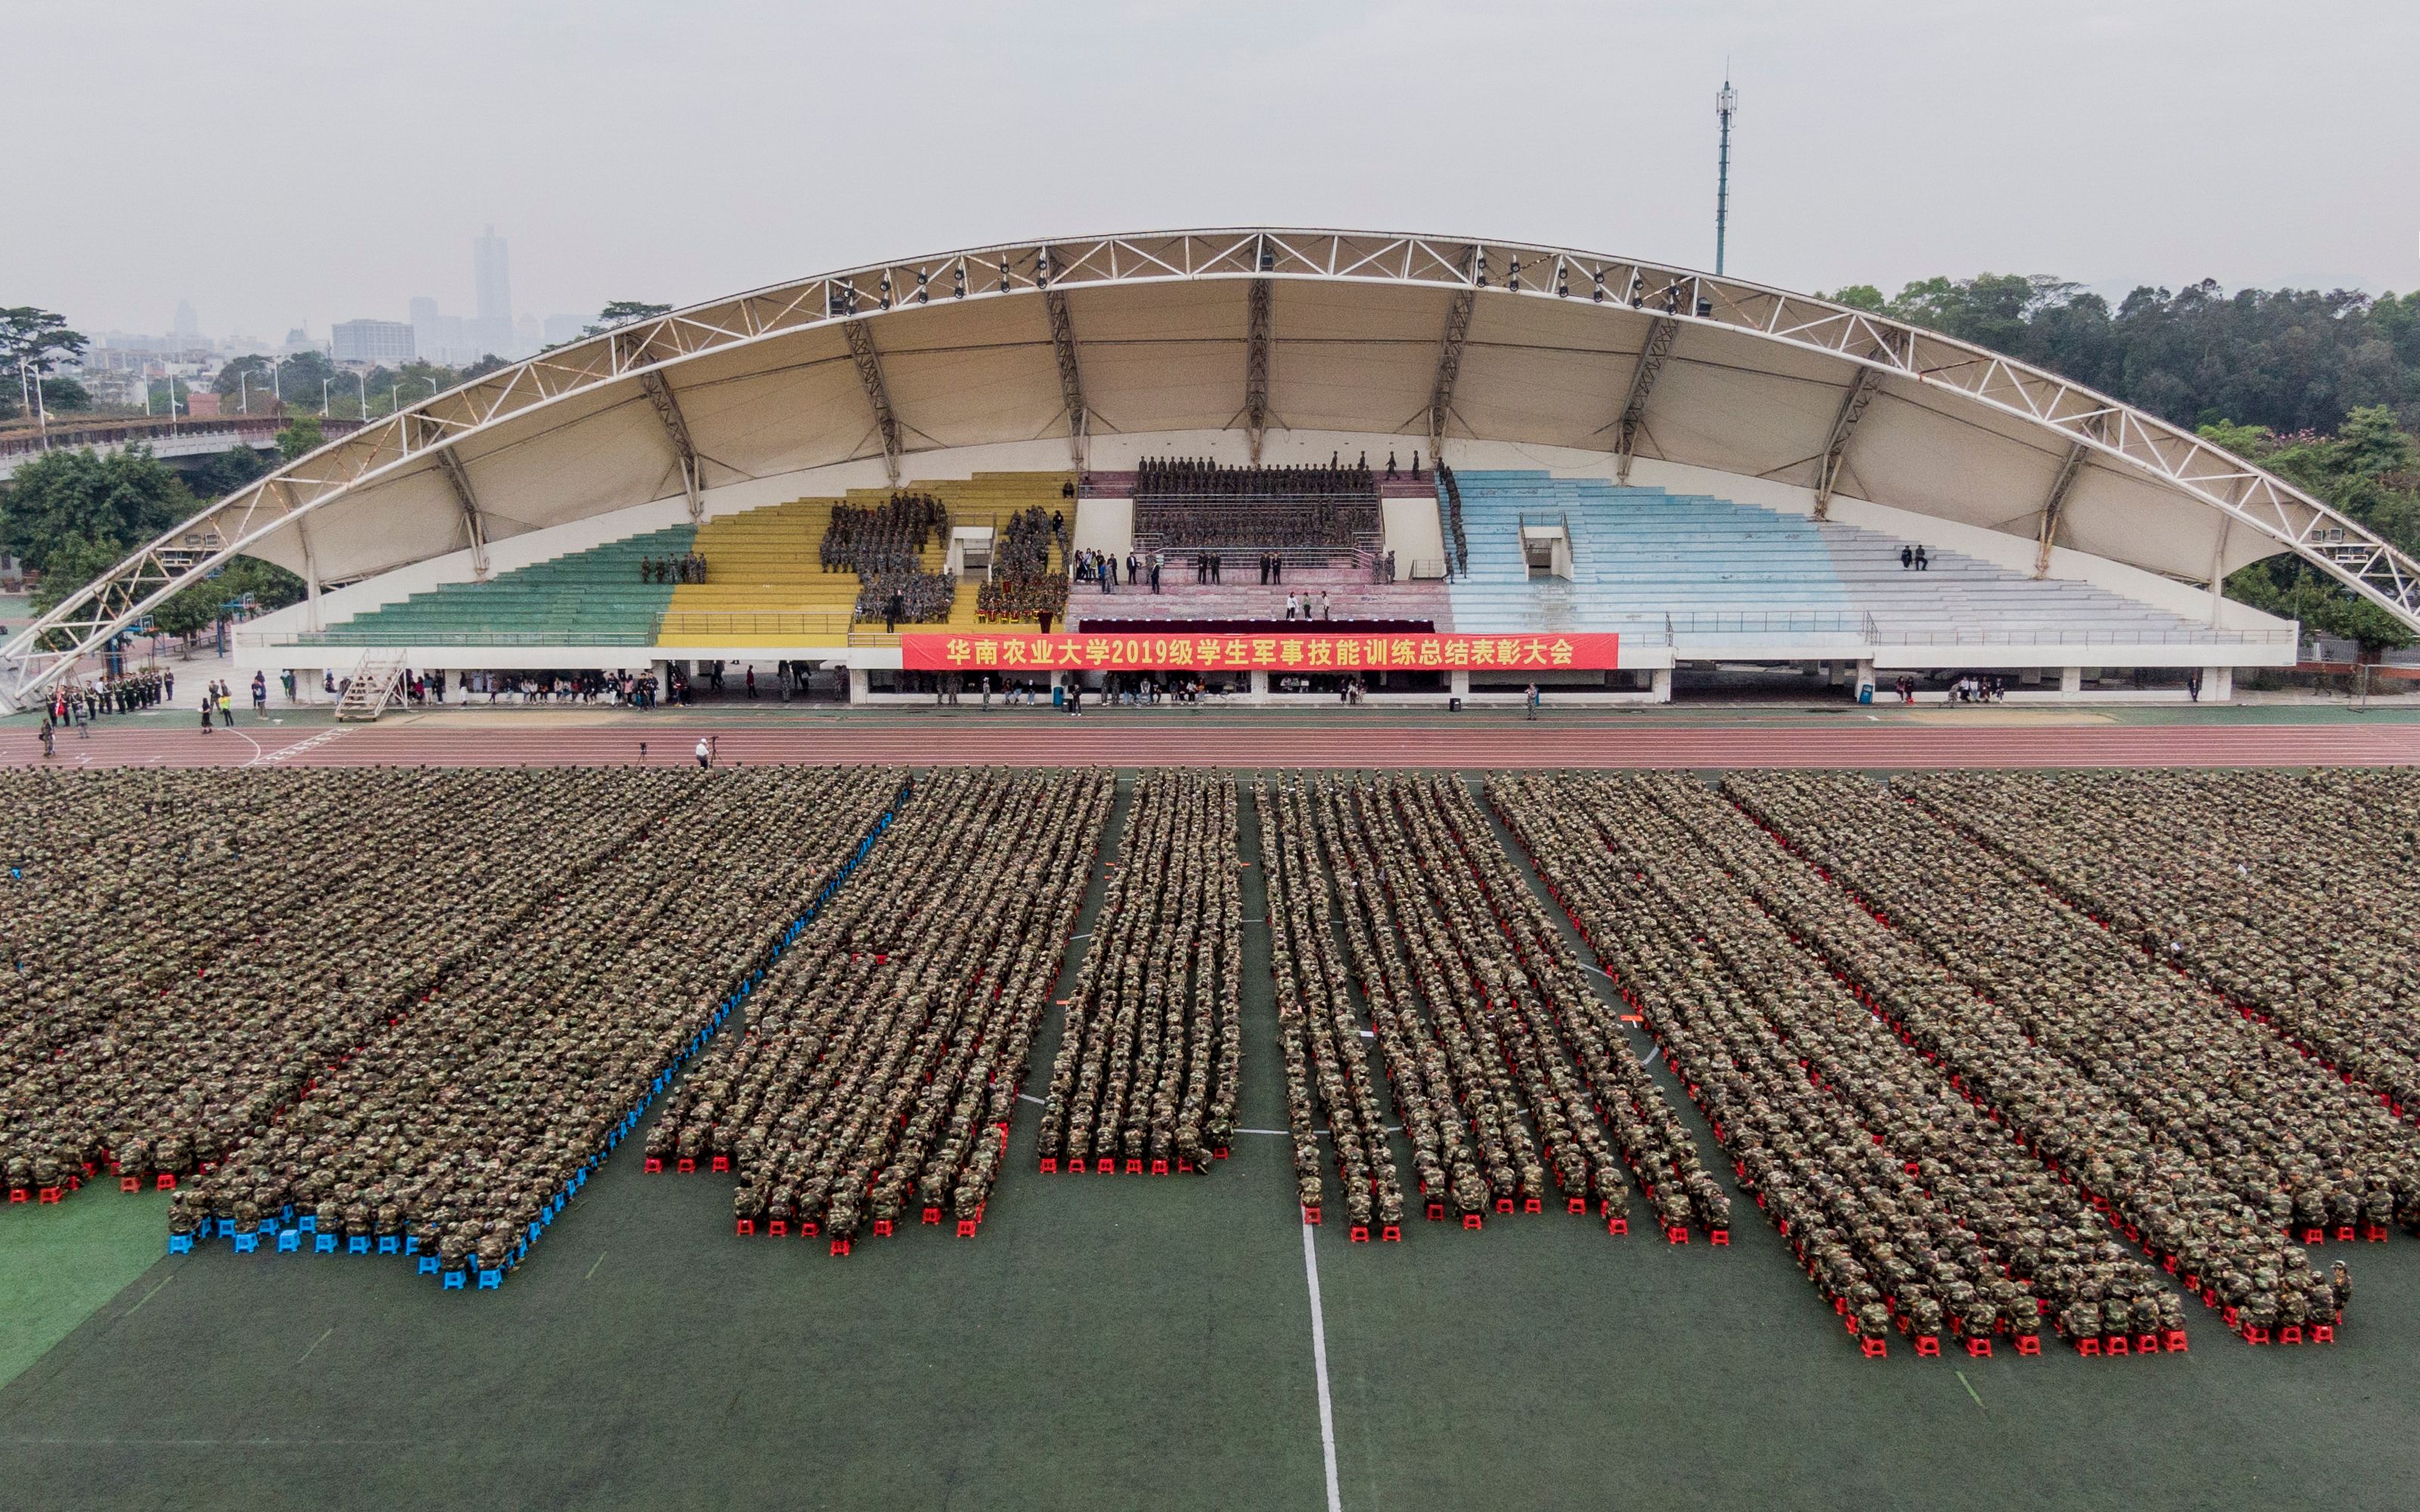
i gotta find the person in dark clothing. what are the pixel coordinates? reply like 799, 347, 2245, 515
1900, 546, 1913, 570
885, 591, 905, 632
1914, 546, 1930, 570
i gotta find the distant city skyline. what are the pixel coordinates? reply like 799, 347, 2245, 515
11, 3, 2418, 338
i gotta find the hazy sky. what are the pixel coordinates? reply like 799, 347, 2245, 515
13, 0, 2417, 339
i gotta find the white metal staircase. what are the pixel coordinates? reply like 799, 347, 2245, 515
334, 652, 408, 722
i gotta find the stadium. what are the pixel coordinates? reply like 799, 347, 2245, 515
8, 230, 2420, 1512
8, 229, 2417, 716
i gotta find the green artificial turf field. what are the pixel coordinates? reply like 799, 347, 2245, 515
3, 775, 2415, 1512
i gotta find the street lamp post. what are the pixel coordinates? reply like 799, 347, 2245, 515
354, 369, 367, 419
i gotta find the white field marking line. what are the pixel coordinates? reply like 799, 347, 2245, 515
1236, 1126, 1402, 1138
122, 1273, 174, 1316
1639, 1046, 1660, 1067
245, 725, 349, 768
1301, 1222, 1344, 1512
1066, 931, 1091, 942
231, 729, 264, 761
586, 1251, 607, 1280
298, 1326, 334, 1364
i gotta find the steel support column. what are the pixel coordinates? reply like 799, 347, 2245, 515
1812, 364, 1887, 520
1428, 283, 1476, 462
1244, 277, 1273, 463
2033, 438, 2094, 577
637, 369, 704, 521
1614, 315, 1679, 484
1044, 288, 1088, 472
430, 445, 490, 577
844, 318, 903, 487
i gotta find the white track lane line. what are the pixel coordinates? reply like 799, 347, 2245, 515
1302, 1222, 1344, 1512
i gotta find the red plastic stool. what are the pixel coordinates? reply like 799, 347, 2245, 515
2162, 1330, 2189, 1353
37, 1188, 60, 1204
956, 1220, 979, 1238
1709, 1229, 1730, 1246
1151, 1160, 1169, 1177
1462, 1214, 1484, 1231
2310, 1325, 2335, 1344
2136, 1333, 2160, 1354
1066, 1158, 1085, 1173
1039, 1157, 1058, 1173
1380, 1225, 1401, 1242
677, 1158, 695, 1175
923, 1207, 942, 1226
1523, 1197, 1543, 1215
1566, 1197, 1588, 1216
2303, 1227, 2326, 1245
1606, 1216, 1629, 1236
768, 1219, 788, 1237
1859, 1337, 1888, 1359
1914, 1336, 1942, 1358
643, 1158, 663, 1174
872, 1219, 893, 1238
830, 1238, 851, 1257
800, 1220, 819, 1238
2016, 1335, 2042, 1356
2076, 1337, 2100, 1357
2279, 1325, 2304, 1346
1495, 1197, 1515, 1215
710, 1155, 730, 1173
735, 1219, 756, 1237
1964, 1337, 1991, 1358
1425, 1201, 1446, 1222
1178, 1160, 1195, 1173
1303, 1205, 1321, 1226
2336, 1225, 2358, 1243
1666, 1225, 1689, 1245
1125, 1158, 1143, 1176
156, 1173, 178, 1191
120, 1177, 141, 1193
2107, 1336, 2130, 1356
1349, 1226, 1369, 1244
2365, 1225, 2388, 1242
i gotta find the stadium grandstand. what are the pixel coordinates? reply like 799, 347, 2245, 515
8, 229, 2416, 715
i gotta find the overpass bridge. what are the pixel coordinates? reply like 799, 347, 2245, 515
0, 416, 365, 481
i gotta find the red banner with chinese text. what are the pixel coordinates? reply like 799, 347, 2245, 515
900, 630, 1623, 674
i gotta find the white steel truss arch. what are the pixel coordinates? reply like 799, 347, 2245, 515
7, 226, 2414, 707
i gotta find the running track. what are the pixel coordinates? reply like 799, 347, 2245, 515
11, 717, 2420, 769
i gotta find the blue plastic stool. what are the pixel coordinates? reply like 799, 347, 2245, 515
441, 1269, 466, 1290
477, 1269, 502, 1290
277, 1229, 301, 1253
167, 1234, 193, 1254
314, 1232, 337, 1254
378, 1235, 401, 1255
298, 1215, 317, 1233
233, 1232, 258, 1254
417, 1256, 440, 1275
348, 1235, 370, 1256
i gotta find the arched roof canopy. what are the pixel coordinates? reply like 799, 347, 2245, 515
7, 228, 2413, 706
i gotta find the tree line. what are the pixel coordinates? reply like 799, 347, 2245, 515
1829, 275, 2420, 650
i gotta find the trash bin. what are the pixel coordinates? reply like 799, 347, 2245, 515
1449, 695, 1462, 712
1052, 684, 1064, 707
1856, 682, 1874, 704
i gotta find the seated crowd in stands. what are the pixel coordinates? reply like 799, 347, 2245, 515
857, 567, 957, 628
976, 506, 1071, 626
822, 493, 949, 572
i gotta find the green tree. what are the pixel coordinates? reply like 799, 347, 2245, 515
0, 445, 193, 576
584, 301, 673, 338
27, 532, 130, 614
277, 416, 325, 462
2, 306, 88, 421
1823, 285, 1886, 312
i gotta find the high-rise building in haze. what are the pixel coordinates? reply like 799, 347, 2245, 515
172, 299, 200, 345
473, 226, 512, 323
470, 225, 515, 357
